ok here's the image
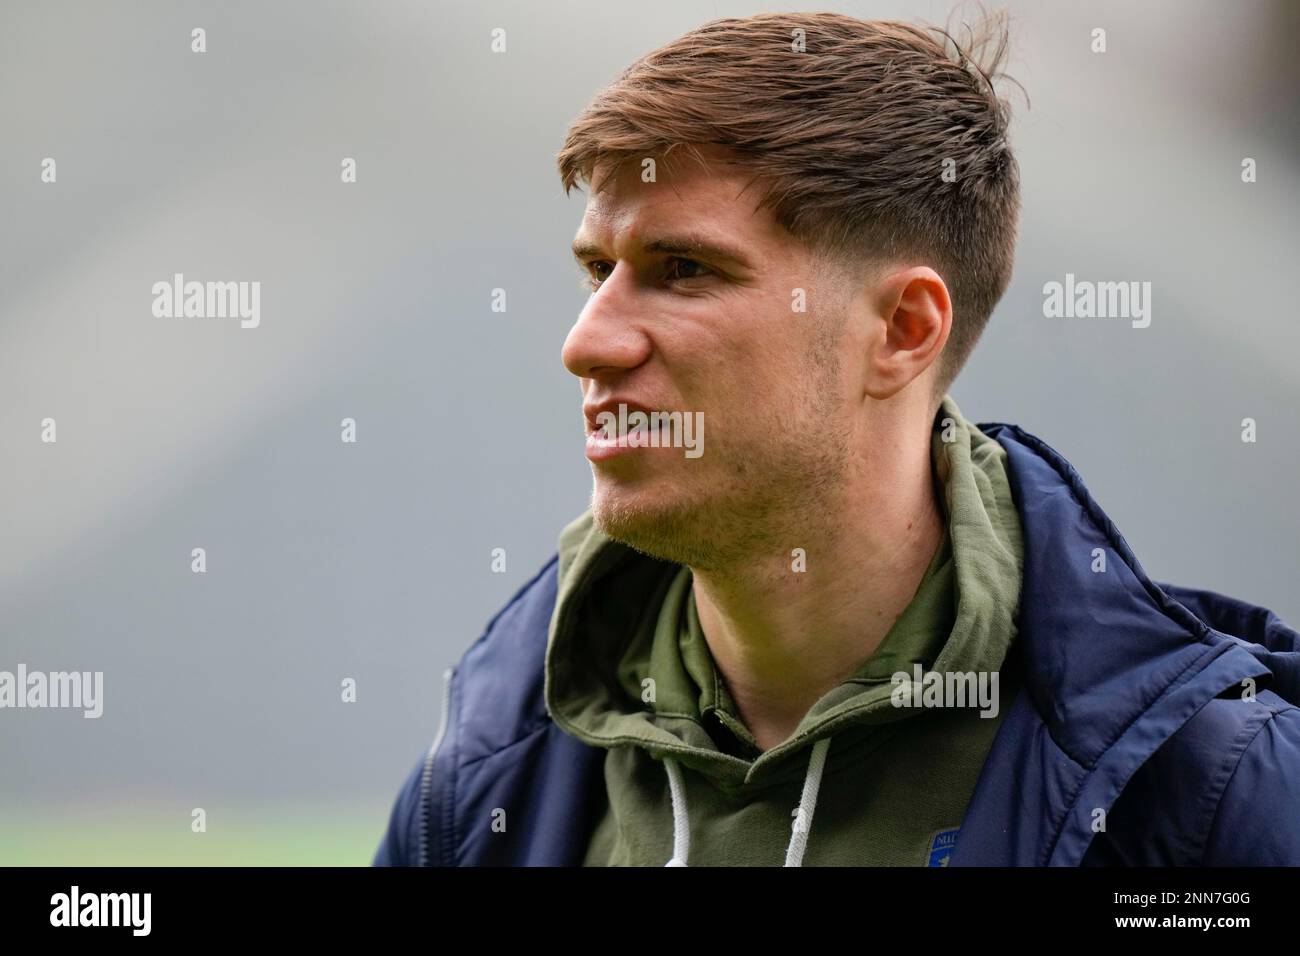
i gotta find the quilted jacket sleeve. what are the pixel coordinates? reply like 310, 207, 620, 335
1201, 697, 1300, 865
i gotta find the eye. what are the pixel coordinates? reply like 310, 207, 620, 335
665, 257, 714, 282
576, 256, 715, 292
577, 261, 613, 292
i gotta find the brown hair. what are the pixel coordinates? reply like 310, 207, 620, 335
555, 7, 1024, 395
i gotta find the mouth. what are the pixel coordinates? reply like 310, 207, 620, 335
584, 401, 648, 432
583, 400, 660, 462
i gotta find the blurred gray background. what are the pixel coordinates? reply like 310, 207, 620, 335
1, 0, 1296, 863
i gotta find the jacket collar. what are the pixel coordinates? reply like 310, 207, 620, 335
952, 421, 1280, 865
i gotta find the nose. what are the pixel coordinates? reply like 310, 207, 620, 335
561, 264, 653, 380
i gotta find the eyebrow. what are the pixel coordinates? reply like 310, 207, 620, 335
571, 233, 753, 270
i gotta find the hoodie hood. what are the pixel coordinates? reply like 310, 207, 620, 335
544, 395, 1026, 864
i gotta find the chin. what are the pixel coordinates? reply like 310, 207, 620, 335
590, 477, 710, 567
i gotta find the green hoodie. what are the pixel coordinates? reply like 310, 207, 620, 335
544, 395, 1024, 866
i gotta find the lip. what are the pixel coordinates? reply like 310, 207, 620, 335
582, 399, 657, 462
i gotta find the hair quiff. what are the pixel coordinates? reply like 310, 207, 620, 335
555, 7, 1025, 394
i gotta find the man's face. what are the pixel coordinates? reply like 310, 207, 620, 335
562, 146, 863, 570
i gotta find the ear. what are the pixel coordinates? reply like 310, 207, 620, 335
863, 266, 952, 400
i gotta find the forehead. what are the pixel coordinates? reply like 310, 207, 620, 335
576, 147, 782, 248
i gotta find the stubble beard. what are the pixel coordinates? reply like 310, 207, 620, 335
591, 335, 849, 573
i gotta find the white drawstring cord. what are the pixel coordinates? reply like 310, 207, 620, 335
663, 736, 833, 867
663, 756, 690, 866
784, 736, 831, 866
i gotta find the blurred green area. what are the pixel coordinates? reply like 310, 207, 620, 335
0, 802, 387, 866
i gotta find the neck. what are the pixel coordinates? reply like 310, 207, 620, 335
691, 409, 945, 751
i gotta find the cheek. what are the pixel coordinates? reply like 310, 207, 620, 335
660, 294, 822, 408
744, 326, 818, 401
697, 300, 802, 369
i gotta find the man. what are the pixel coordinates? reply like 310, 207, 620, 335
374, 11, 1300, 866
